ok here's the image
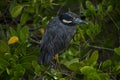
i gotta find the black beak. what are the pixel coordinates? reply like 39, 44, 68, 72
73, 18, 88, 24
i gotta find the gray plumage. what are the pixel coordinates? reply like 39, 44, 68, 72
38, 12, 87, 65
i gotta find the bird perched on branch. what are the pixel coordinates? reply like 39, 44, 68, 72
38, 12, 88, 65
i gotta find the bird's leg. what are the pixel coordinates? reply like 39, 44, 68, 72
54, 54, 60, 64
54, 54, 62, 72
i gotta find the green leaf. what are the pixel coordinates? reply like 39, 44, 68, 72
0, 58, 9, 70
20, 55, 37, 69
78, 28, 86, 42
32, 61, 41, 75
85, 1, 96, 16
20, 13, 30, 25
32, 0, 37, 7
99, 73, 110, 80
6, 68, 11, 75
32, 61, 38, 68
9, 27, 17, 36
87, 50, 99, 66
33, 0, 37, 4
10, 5, 24, 18
114, 64, 120, 71
20, 55, 37, 63
62, 58, 79, 68
80, 66, 96, 75
86, 29, 93, 40
86, 22, 101, 40
102, 60, 112, 70
80, 66, 100, 80
20, 26, 29, 42
86, 1, 94, 10
59, 78, 66, 80
26, 7, 35, 13
0, 41, 9, 53
97, 4, 103, 17
114, 47, 120, 56
16, 24, 22, 35
68, 62, 81, 71
107, 5, 112, 12
14, 64, 25, 77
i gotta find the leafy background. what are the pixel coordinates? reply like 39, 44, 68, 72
0, 0, 120, 80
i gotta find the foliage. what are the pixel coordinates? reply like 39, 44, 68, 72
0, 0, 120, 80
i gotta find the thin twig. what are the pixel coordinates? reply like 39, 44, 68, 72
88, 45, 114, 51
79, 49, 93, 61
2, 12, 8, 25
30, 38, 41, 45
106, 11, 120, 46
106, 12, 119, 30
29, 26, 43, 31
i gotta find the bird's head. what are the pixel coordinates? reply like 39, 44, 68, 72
59, 12, 88, 26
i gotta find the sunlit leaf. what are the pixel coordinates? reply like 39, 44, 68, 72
20, 13, 30, 25
80, 66, 96, 75
114, 47, 120, 56
87, 50, 99, 66
59, 78, 65, 80
107, 5, 112, 12
0, 41, 9, 53
10, 5, 24, 18
20, 26, 29, 42
114, 64, 120, 71
6, 68, 11, 75
80, 66, 100, 80
32, 61, 41, 75
97, 4, 103, 17
85, 1, 96, 16
68, 62, 81, 71
63, 58, 79, 66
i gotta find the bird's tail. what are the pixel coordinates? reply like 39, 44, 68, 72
38, 51, 54, 65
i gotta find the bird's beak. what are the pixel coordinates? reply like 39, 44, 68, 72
73, 18, 88, 24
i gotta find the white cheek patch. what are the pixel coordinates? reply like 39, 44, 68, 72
62, 19, 72, 23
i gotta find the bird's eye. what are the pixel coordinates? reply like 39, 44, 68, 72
62, 19, 72, 23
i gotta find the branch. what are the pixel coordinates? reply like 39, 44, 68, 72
29, 38, 41, 45
88, 45, 114, 51
29, 26, 43, 31
106, 12, 119, 30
